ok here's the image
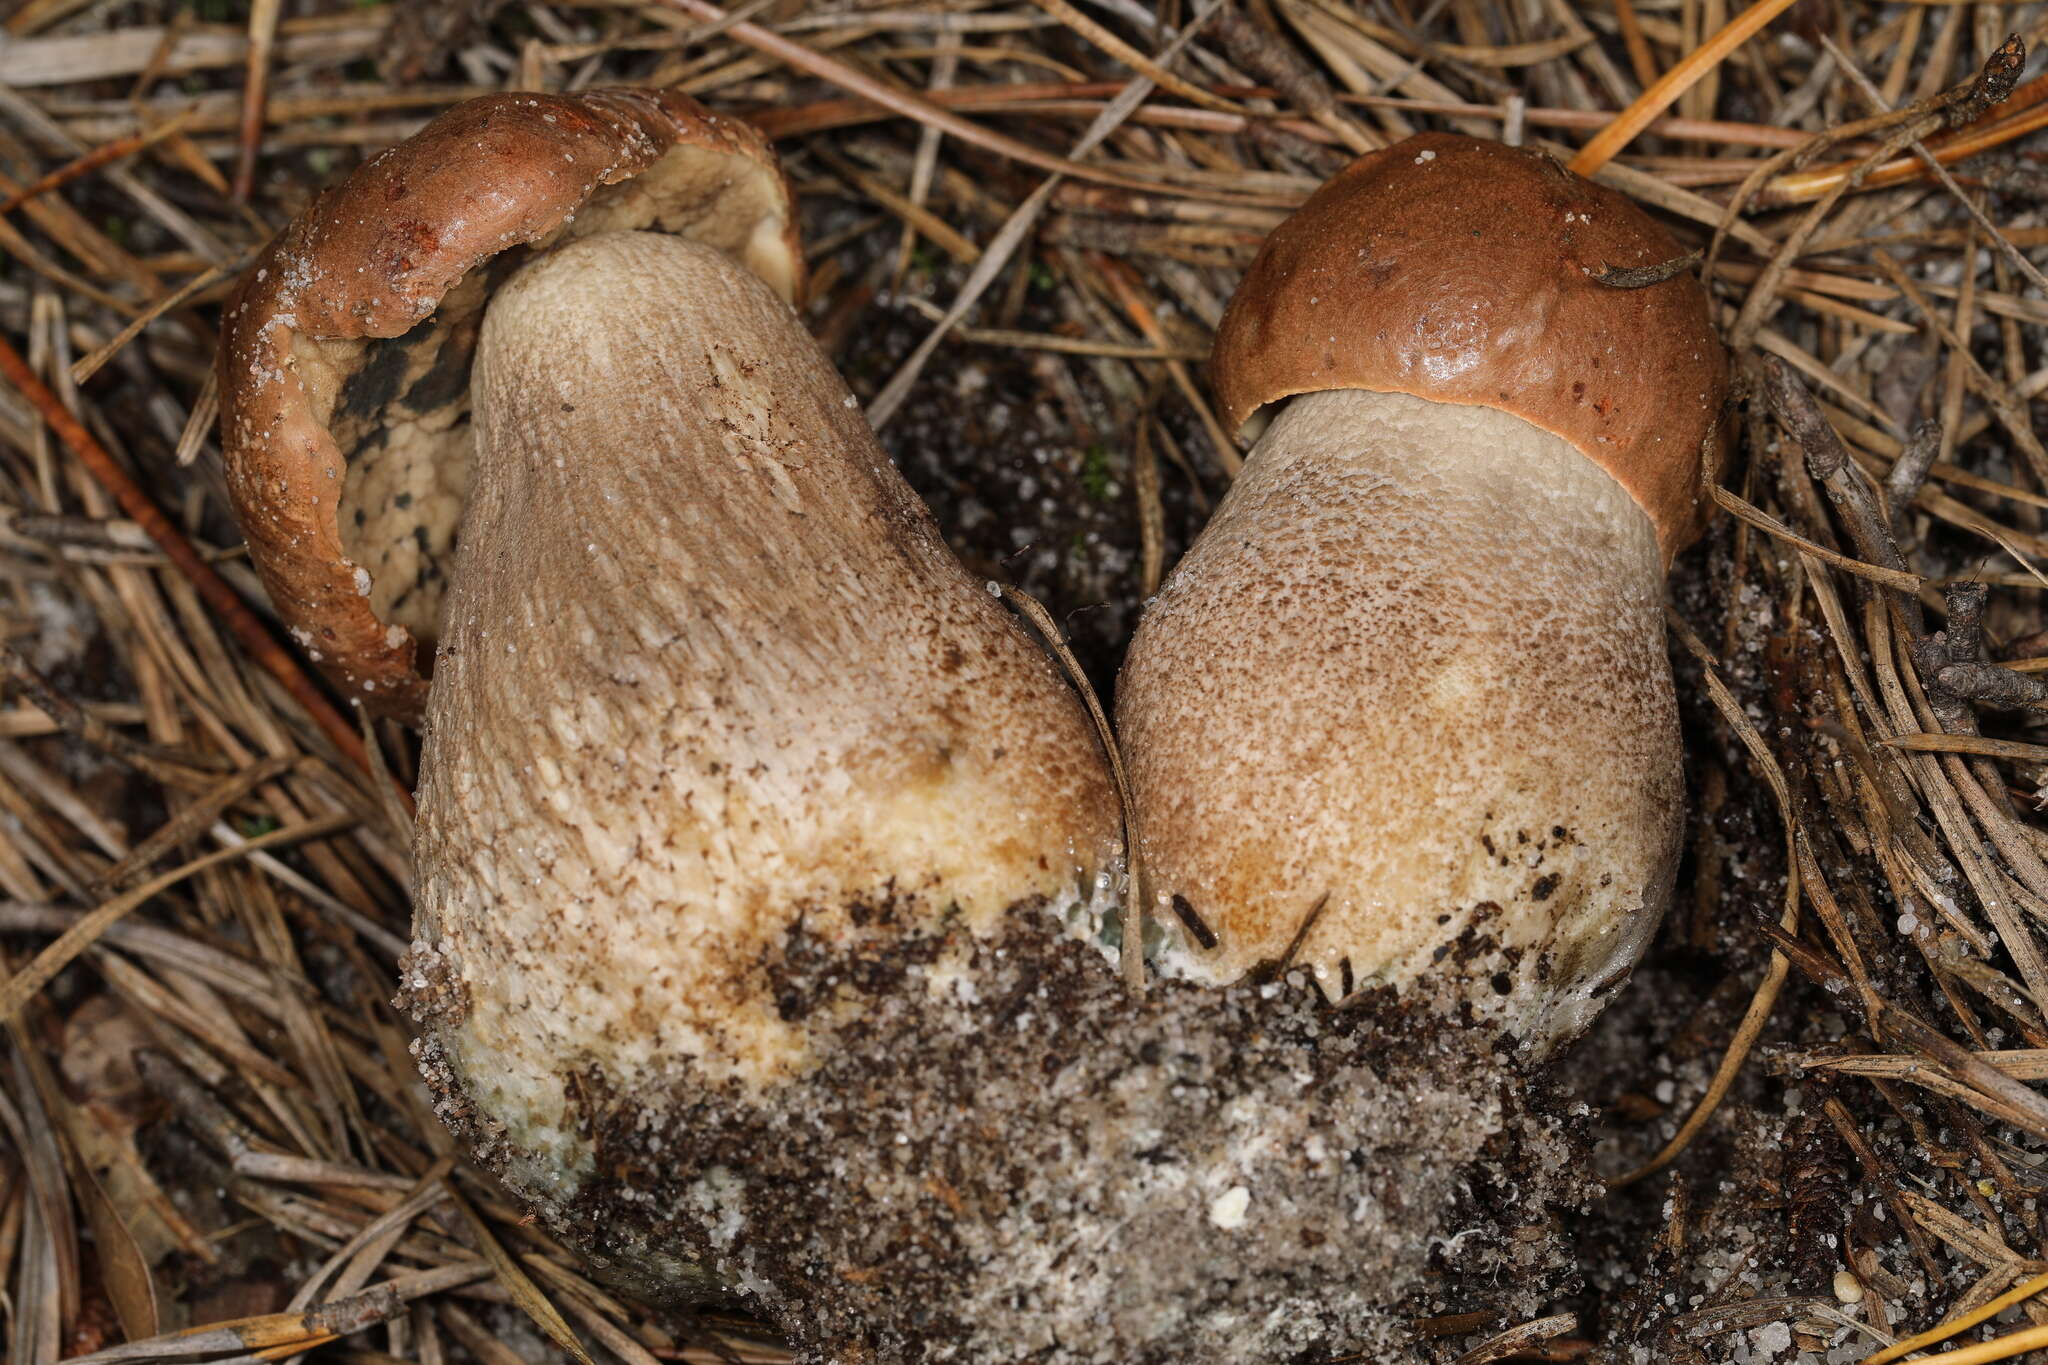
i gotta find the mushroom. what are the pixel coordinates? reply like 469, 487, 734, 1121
219, 89, 802, 718
218, 106, 1608, 1362
1118, 132, 1728, 1054
219, 87, 1131, 1329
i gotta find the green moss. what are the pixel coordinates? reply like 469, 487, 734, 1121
1078, 443, 1115, 502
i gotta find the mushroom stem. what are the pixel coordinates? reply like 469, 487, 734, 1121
409, 229, 1119, 1170
1119, 387, 1682, 1051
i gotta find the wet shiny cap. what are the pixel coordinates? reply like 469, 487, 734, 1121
1210, 131, 1728, 562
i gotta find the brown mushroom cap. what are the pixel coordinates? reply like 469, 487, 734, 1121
1209, 131, 1727, 562
217, 90, 799, 719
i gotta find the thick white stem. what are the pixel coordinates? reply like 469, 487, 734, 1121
1120, 387, 1681, 1054
407, 232, 1119, 1175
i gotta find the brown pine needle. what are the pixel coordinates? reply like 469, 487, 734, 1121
656, 0, 1288, 205
1569, 0, 1804, 176
1861, 1268, 2048, 1363
1763, 97, 2048, 207
445, 1183, 594, 1365
0, 330, 377, 785
1613, 0, 1660, 93
232, 0, 283, 201
0, 109, 198, 218
1028, 0, 1241, 115
0, 810, 356, 1020
1611, 613, 1802, 1188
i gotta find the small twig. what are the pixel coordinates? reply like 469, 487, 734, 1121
1887, 419, 1941, 526
1872, 250, 2048, 492
1209, 9, 1376, 153
1761, 357, 1920, 626
1822, 32, 2046, 298
135, 1048, 267, 1165
1761, 98, 2048, 209
1945, 580, 1988, 666
1450, 1313, 1579, 1365
1936, 662, 2048, 710
1590, 251, 1701, 289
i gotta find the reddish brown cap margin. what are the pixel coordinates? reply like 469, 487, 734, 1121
1210, 131, 1727, 562
218, 89, 801, 720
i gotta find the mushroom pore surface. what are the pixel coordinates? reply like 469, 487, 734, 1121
1118, 388, 1681, 1053
404, 229, 1121, 1180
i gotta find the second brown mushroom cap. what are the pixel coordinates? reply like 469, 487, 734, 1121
1119, 132, 1729, 1053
